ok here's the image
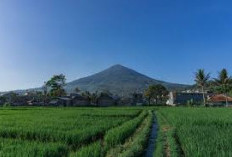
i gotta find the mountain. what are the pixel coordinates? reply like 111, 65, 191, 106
65, 64, 190, 96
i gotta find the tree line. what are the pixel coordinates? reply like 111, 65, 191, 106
195, 68, 232, 106
42, 74, 170, 105
6, 68, 230, 107
42, 74, 114, 105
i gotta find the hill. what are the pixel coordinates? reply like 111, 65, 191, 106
65, 64, 190, 96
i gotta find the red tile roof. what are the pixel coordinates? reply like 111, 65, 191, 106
209, 94, 232, 102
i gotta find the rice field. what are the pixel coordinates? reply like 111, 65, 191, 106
0, 107, 153, 157
1, 107, 232, 157
154, 107, 232, 157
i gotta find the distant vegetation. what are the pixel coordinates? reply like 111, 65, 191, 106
194, 68, 232, 106
144, 84, 168, 105
0, 72, 170, 107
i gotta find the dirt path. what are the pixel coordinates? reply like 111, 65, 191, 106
163, 127, 171, 157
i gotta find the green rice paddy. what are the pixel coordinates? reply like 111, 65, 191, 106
0, 107, 231, 157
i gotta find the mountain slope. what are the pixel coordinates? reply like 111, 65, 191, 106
66, 64, 190, 95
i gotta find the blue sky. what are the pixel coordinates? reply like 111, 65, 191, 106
0, 0, 232, 91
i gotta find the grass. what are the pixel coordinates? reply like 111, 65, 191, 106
104, 110, 147, 149
117, 110, 153, 157
155, 107, 232, 157
0, 108, 139, 147
0, 107, 143, 156
70, 141, 102, 157
0, 138, 68, 157
0, 106, 231, 157
71, 108, 151, 157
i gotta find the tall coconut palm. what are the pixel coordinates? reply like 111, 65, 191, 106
195, 69, 210, 106
214, 69, 232, 107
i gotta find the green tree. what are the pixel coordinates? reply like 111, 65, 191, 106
213, 69, 232, 107
144, 84, 168, 105
194, 69, 210, 106
132, 92, 143, 105
46, 74, 66, 97
101, 89, 112, 97
81, 91, 91, 103
91, 91, 100, 106
0, 96, 6, 105
74, 87, 81, 93
81, 91, 99, 105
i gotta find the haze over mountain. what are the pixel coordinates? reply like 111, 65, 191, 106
66, 64, 190, 96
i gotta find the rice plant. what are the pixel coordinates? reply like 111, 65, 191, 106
155, 107, 232, 156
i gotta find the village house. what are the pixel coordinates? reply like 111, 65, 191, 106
208, 94, 232, 106
49, 99, 60, 106
27, 99, 44, 106
10, 96, 30, 106
1, 93, 32, 106
166, 92, 204, 106
118, 97, 133, 106
48, 93, 90, 107
70, 93, 90, 106
49, 97, 72, 106
0, 91, 48, 106
97, 94, 115, 107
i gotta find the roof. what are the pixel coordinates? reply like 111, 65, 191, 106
209, 94, 232, 102
173, 92, 203, 97
169, 92, 204, 105
71, 94, 86, 100
98, 94, 114, 100
58, 97, 72, 101
49, 100, 59, 104
173, 92, 203, 100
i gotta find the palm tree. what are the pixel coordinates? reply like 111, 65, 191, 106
195, 69, 210, 106
214, 69, 232, 107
